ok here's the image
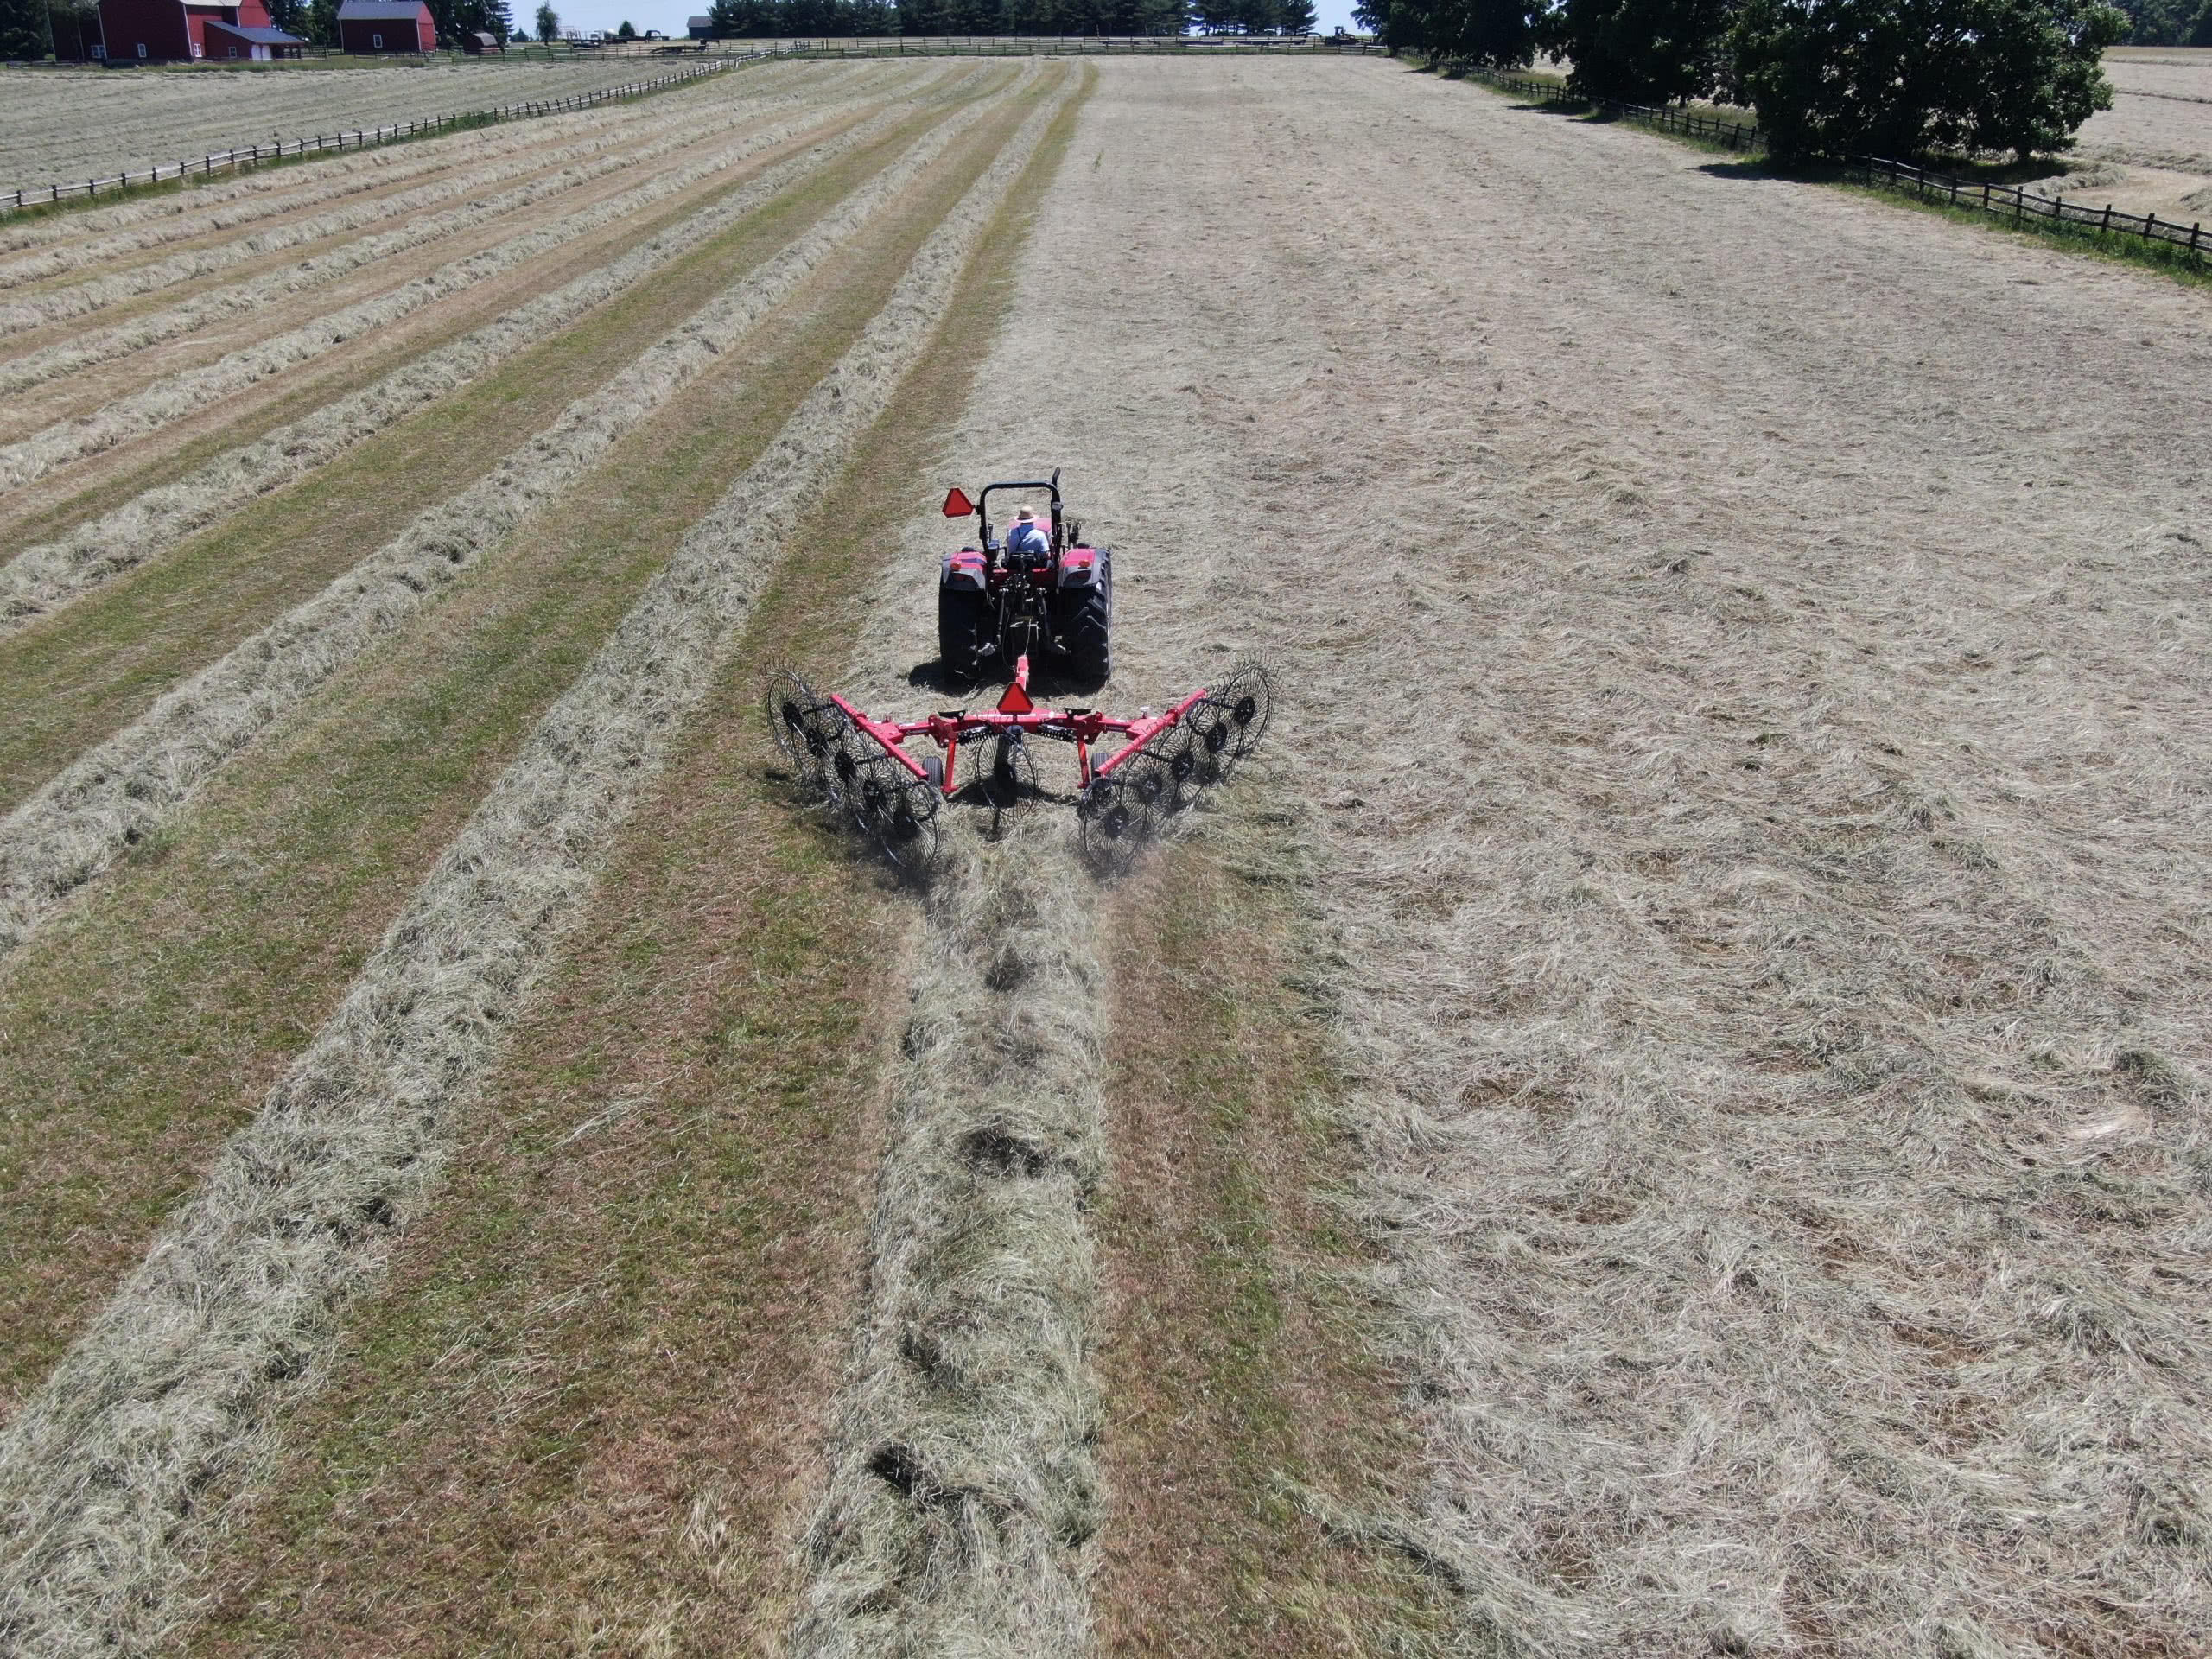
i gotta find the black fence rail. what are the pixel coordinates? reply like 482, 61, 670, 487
0, 46, 795, 214
1847, 155, 2209, 260
1471, 68, 1761, 150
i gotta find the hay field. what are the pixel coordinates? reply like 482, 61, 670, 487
2048, 48, 2212, 220
0, 48, 2207, 1659
0, 57, 725, 191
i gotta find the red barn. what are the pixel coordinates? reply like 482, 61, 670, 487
336, 0, 435, 53
97, 0, 302, 61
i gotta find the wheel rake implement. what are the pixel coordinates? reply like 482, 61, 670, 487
762, 656, 1274, 868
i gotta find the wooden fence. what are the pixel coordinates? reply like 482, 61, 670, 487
1471, 69, 1760, 150
0, 46, 791, 215
1848, 156, 2208, 261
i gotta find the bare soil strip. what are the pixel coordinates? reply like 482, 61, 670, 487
180, 92, 1076, 1654
0, 80, 997, 956
0, 74, 1065, 1655
0, 76, 925, 497
1021, 58, 2211, 1654
0, 78, 944, 638
0, 63, 1027, 1436
0, 77, 855, 408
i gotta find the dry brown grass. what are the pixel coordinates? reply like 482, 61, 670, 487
0, 65, 1068, 1655
0, 76, 851, 405
0, 79, 982, 918
0, 58, 726, 190
0, 79, 929, 643
0, 87, 918, 494
177, 80, 1082, 1652
974, 56, 2212, 1656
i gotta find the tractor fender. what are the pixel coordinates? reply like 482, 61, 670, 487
1057, 546, 1104, 589
942, 549, 988, 593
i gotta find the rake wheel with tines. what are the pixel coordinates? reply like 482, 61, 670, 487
765, 652, 1273, 868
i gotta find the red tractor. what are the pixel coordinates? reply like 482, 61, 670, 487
936, 469, 1110, 684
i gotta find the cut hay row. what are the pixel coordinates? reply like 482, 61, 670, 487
0, 67, 839, 334
0, 73, 899, 399
791, 831, 1104, 1657
0, 79, 963, 638
0, 76, 1002, 959
0, 65, 805, 263
1007, 59, 2210, 1654
0, 59, 715, 190
0, 71, 1072, 1655
0, 83, 928, 497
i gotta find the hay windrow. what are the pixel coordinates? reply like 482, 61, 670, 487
0, 73, 895, 397
0, 73, 946, 498
0, 71, 1069, 1656
0, 57, 745, 192
0, 59, 843, 281
0, 79, 1001, 961
789, 832, 1106, 1659
0, 75, 968, 639
0, 77, 824, 340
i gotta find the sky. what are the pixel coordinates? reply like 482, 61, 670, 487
539, 2, 1361, 38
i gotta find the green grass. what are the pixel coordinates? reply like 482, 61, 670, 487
0, 80, 1025, 1407
0, 95, 954, 809
1842, 176, 2212, 288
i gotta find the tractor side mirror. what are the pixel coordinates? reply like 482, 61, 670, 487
942, 487, 974, 518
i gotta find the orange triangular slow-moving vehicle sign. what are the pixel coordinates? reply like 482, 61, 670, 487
996, 677, 1034, 714
942, 486, 975, 518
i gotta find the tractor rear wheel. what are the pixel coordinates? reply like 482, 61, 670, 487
1061, 548, 1111, 685
938, 585, 990, 680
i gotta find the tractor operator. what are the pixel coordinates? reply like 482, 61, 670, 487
1001, 505, 1050, 567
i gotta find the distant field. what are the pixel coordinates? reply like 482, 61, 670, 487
2063, 48, 2212, 219
0, 56, 722, 188
0, 48, 2205, 1659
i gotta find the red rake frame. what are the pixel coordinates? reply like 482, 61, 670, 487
766, 653, 1273, 864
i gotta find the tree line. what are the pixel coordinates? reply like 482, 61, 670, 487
1353, 0, 2147, 159
702, 0, 1311, 35
0, 0, 1327, 57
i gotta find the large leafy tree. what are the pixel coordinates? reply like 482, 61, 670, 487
534, 1, 559, 38
1354, 0, 1543, 60
0, 0, 54, 60
1732, 0, 2126, 161
1546, 0, 1737, 100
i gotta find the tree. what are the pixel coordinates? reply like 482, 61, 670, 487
616, 16, 635, 33
1279, 0, 1318, 27
305, 0, 341, 43
1732, 0, 2126, 161
1354, 0, 1541, 60
0, 0, 55, 60
535, 0, 558, 35
1546, 0, 1736, 101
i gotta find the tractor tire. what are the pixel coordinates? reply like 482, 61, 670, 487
938, 585, 991, 680
1062, 549, 1111, 685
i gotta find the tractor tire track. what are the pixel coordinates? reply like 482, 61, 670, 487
0, 76, 1007, 960
0, 79, 966, 639
0, 73, 1071, 1656
0, 76, 937, 498
0, 70, 891, 404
